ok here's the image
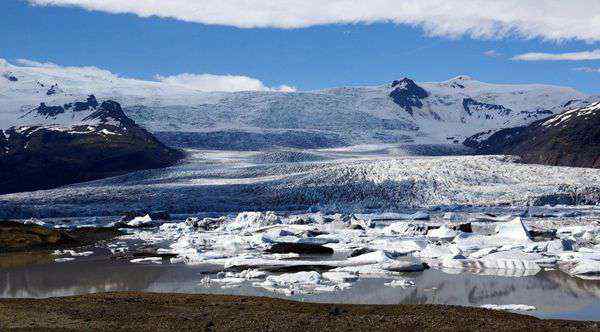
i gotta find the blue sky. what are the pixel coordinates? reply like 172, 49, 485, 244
2, 0, 600, 93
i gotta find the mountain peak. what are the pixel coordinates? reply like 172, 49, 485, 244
449, 75, 474, 81
391, 77, 418, 88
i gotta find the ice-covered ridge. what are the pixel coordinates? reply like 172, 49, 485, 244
0, 59, 586, 145
543, 101, 600, 127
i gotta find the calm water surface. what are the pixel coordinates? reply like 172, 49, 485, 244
1, 254, 599, 321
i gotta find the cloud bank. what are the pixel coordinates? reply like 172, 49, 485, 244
573, 67, 600, 73
2, 58, 295, 92
483, 50, 502, 58
26, 0, 600, 42
156, 73, 296, 92
511, 49, 600, 61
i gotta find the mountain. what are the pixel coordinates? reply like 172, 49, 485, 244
465, 100, 600, 168
0, 96, 184, 194
0, 59, 586, 150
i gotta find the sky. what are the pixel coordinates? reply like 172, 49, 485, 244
2, 0, 600, 93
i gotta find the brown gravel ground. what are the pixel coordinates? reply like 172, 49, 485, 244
0, 292, 599, 331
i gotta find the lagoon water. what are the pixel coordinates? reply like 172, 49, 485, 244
2, 255, 599, 321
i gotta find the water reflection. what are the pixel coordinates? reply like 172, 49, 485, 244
1, 260, 599, 321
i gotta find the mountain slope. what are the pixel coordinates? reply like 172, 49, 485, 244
0, 59, 586, 149
0, 96, 184, 194
465, 100, 600, 168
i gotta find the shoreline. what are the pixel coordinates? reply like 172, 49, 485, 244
0, 292, 598, 331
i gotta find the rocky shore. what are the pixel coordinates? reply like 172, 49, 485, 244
0, 292, 598, 331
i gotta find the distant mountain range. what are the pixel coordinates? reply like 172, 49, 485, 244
0, 59, 587, 150
0, 96, 184, 194
1, 58, 598, 195
466, 100, 600, 168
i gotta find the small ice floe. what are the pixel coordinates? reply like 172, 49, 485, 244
199, 269, 268, 288
383, 222, 429, 236
481, 304, 536, 311
370, 238, 427, 255
221, 211, 280, 232
454, 217, 533, 251
568, 260, 600, 276
355, 211, 430, 221
322, 271, 359, 283
53, 250, 94, 257
130, 257, 163, 264
384, 278, 415, 288
127, 214, 153, 227
427, 224, 458, 241
557, 225, 599, 240
443, 212, 462, 221
532, 211, 582, 218
54, 257, 75, 263
254, 271, 352, 295
469, 214, 514, 223
417, 244, 462, 259
22, 218, 50, 227
494, 217, 531, 242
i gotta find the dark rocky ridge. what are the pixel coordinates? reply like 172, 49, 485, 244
465, 101, 600, 168
0, 98, 185, 194
389, 78, 429, 115
462, 98, 511, 118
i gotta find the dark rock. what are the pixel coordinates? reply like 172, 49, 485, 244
328, 306, 346, 316
265, 243, 334, 255
149, 211, 170, 221
35, 102, 66, 117
350, 224, 365, 230
120, 211, 138, 222
301, 229, 329, 237
0, 221, 123, 253
2, 74, 18, 82
449, 223, 472, 233
529, 229, 557, 240
389, 78, 429, 115
349, 247, 375, 258
46, 84, 59, 96
462, 98, 511, 117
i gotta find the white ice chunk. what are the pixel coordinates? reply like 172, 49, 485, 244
427, 224, 458, 240
130, 257, 163, 264
322, 271, 359, 283
127, 214, 153, 227
54, 257, 75, 263
570, 260, 600, 275
481, 304, 536, 311
495, 217, 531, 242
384, 278, 415, 288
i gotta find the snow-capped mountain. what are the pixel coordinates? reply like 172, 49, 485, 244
466, 99, 600, 168
0, 94, 184, 194
0, 59, 587, 148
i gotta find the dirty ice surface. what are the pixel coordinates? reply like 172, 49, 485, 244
1, 144, 600, 218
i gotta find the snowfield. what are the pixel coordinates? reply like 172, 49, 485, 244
0, 59, 587, 148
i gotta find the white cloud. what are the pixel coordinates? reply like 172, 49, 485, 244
511, 49, 600, 61
25, 0, 600, 42
155, 73, 296, 92
483, 50, 502, 58
573, 67, 600, 73
2, 58, 296, 92
15, 59, 60, 67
